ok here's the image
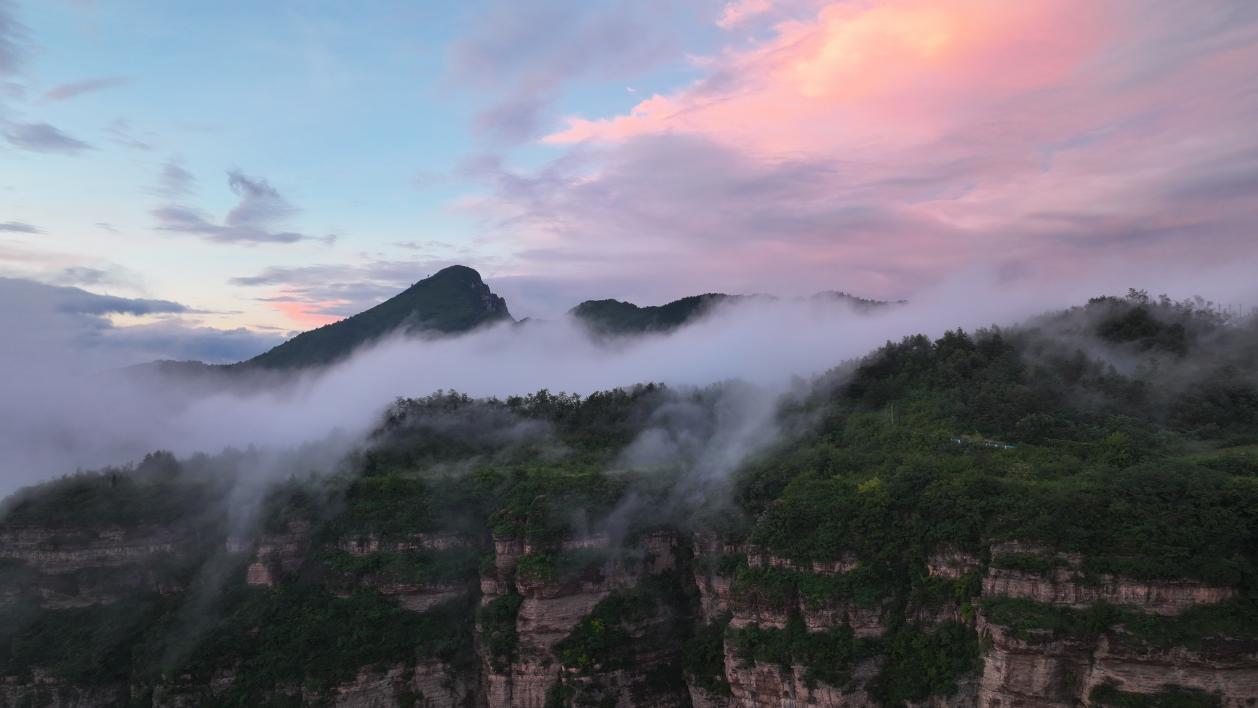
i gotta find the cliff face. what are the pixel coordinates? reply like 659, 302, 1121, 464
973, 546, 1258, 707
2, 515, 1256, 708
0, 524, 195, 608
684, 540, 1257, 708
477, 531, 686, 708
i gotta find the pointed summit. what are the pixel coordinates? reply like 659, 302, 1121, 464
238, 265, 512, 370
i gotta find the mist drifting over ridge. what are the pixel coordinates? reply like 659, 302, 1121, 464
2, 260, 1257, 496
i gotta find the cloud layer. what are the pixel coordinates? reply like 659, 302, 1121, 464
454, 0, 1258, 302
0, 277, 279, 371
0, 269, 1063, 494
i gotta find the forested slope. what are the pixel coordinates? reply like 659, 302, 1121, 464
2, 291, 1256, 707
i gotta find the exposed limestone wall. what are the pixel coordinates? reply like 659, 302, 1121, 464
235, 520, 311, 588
977, 541, 1258, 707
477, 532, 683, 707
0, 676, 129, 708
3, 519, 1256, 708
1080, 634, 1258, 706
0, 526, 183, 571
0, 525, 193, 607
688, 682, 735, 708
723, 648, 883, 707
984, 541, 1236, 616
982, 569, 1237, 616
336, 532, 471, 555
330, 660, 480, 708
975, 617, 1093, 707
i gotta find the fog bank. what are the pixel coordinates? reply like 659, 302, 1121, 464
2, 265, 1255, 495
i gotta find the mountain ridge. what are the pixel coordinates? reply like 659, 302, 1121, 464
122, 266, 893, 373
234, 264, 512, 370
568, 290, 897, 336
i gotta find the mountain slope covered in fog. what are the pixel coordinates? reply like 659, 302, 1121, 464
1, 292, 1257, 706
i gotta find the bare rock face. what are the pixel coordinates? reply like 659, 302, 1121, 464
927, 551, 981, 581
477, 532, 685, 707
981, 569, 1236, 617
692, 534, 738, 622
688, 682, 735, 708
1079, 634, 1258, 705
975, 617, 1258, 707
555, 644, 691, 708
322, 531, 481, 612
0, 526, 182, 571
0, 674, 129, 708
904, 679, 979, 708
800, 602, 887, 638
337, 532, 471, 555
330, 660, 480, 708
695, 536, 1258, 708
0, 525, 192, 607
482, 535, 524, 600
983, 542, 1236, 616
975, 617, 1093, 707
976, 540, 1258, 707
746, 553, 859, 578
147, 669, 242, 707
723, 646, 883, 708
233, 520, 311, 588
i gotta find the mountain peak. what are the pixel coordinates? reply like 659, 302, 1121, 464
569, 293, 738, 335
424, 264, 485, 285
237, 265, 512, 370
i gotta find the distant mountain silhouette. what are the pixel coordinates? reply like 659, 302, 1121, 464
569, 291, 895, 336
124, 268, 892, 375
568, 294, 746, 336
236, 265, 512, 370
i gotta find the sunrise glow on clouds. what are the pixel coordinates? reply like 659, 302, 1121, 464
1, 0, 1257, 362
520, 0, 1258, 295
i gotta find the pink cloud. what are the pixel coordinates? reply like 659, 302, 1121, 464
548, 0, 1113, 151
717, 0, 773, 29
473, 1, 1258, 305
268, 297, 343, 328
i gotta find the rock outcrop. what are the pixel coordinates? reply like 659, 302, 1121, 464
0, 524, 195, 608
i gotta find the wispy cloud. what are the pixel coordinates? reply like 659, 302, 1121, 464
41, 75, 129, 102
152, 170, 325, 245
107, 118, 153, 150
57, 265, 138, 289
0, 220, 39, 233
449, 0, 685, 142
0, 0, 25, 76
0, 276, 188, 318
4, 122, 92, 153
154, 159, 195, 198
716, 0, 773, 29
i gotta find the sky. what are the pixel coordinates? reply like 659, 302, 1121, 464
2, 0, 1258, 364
